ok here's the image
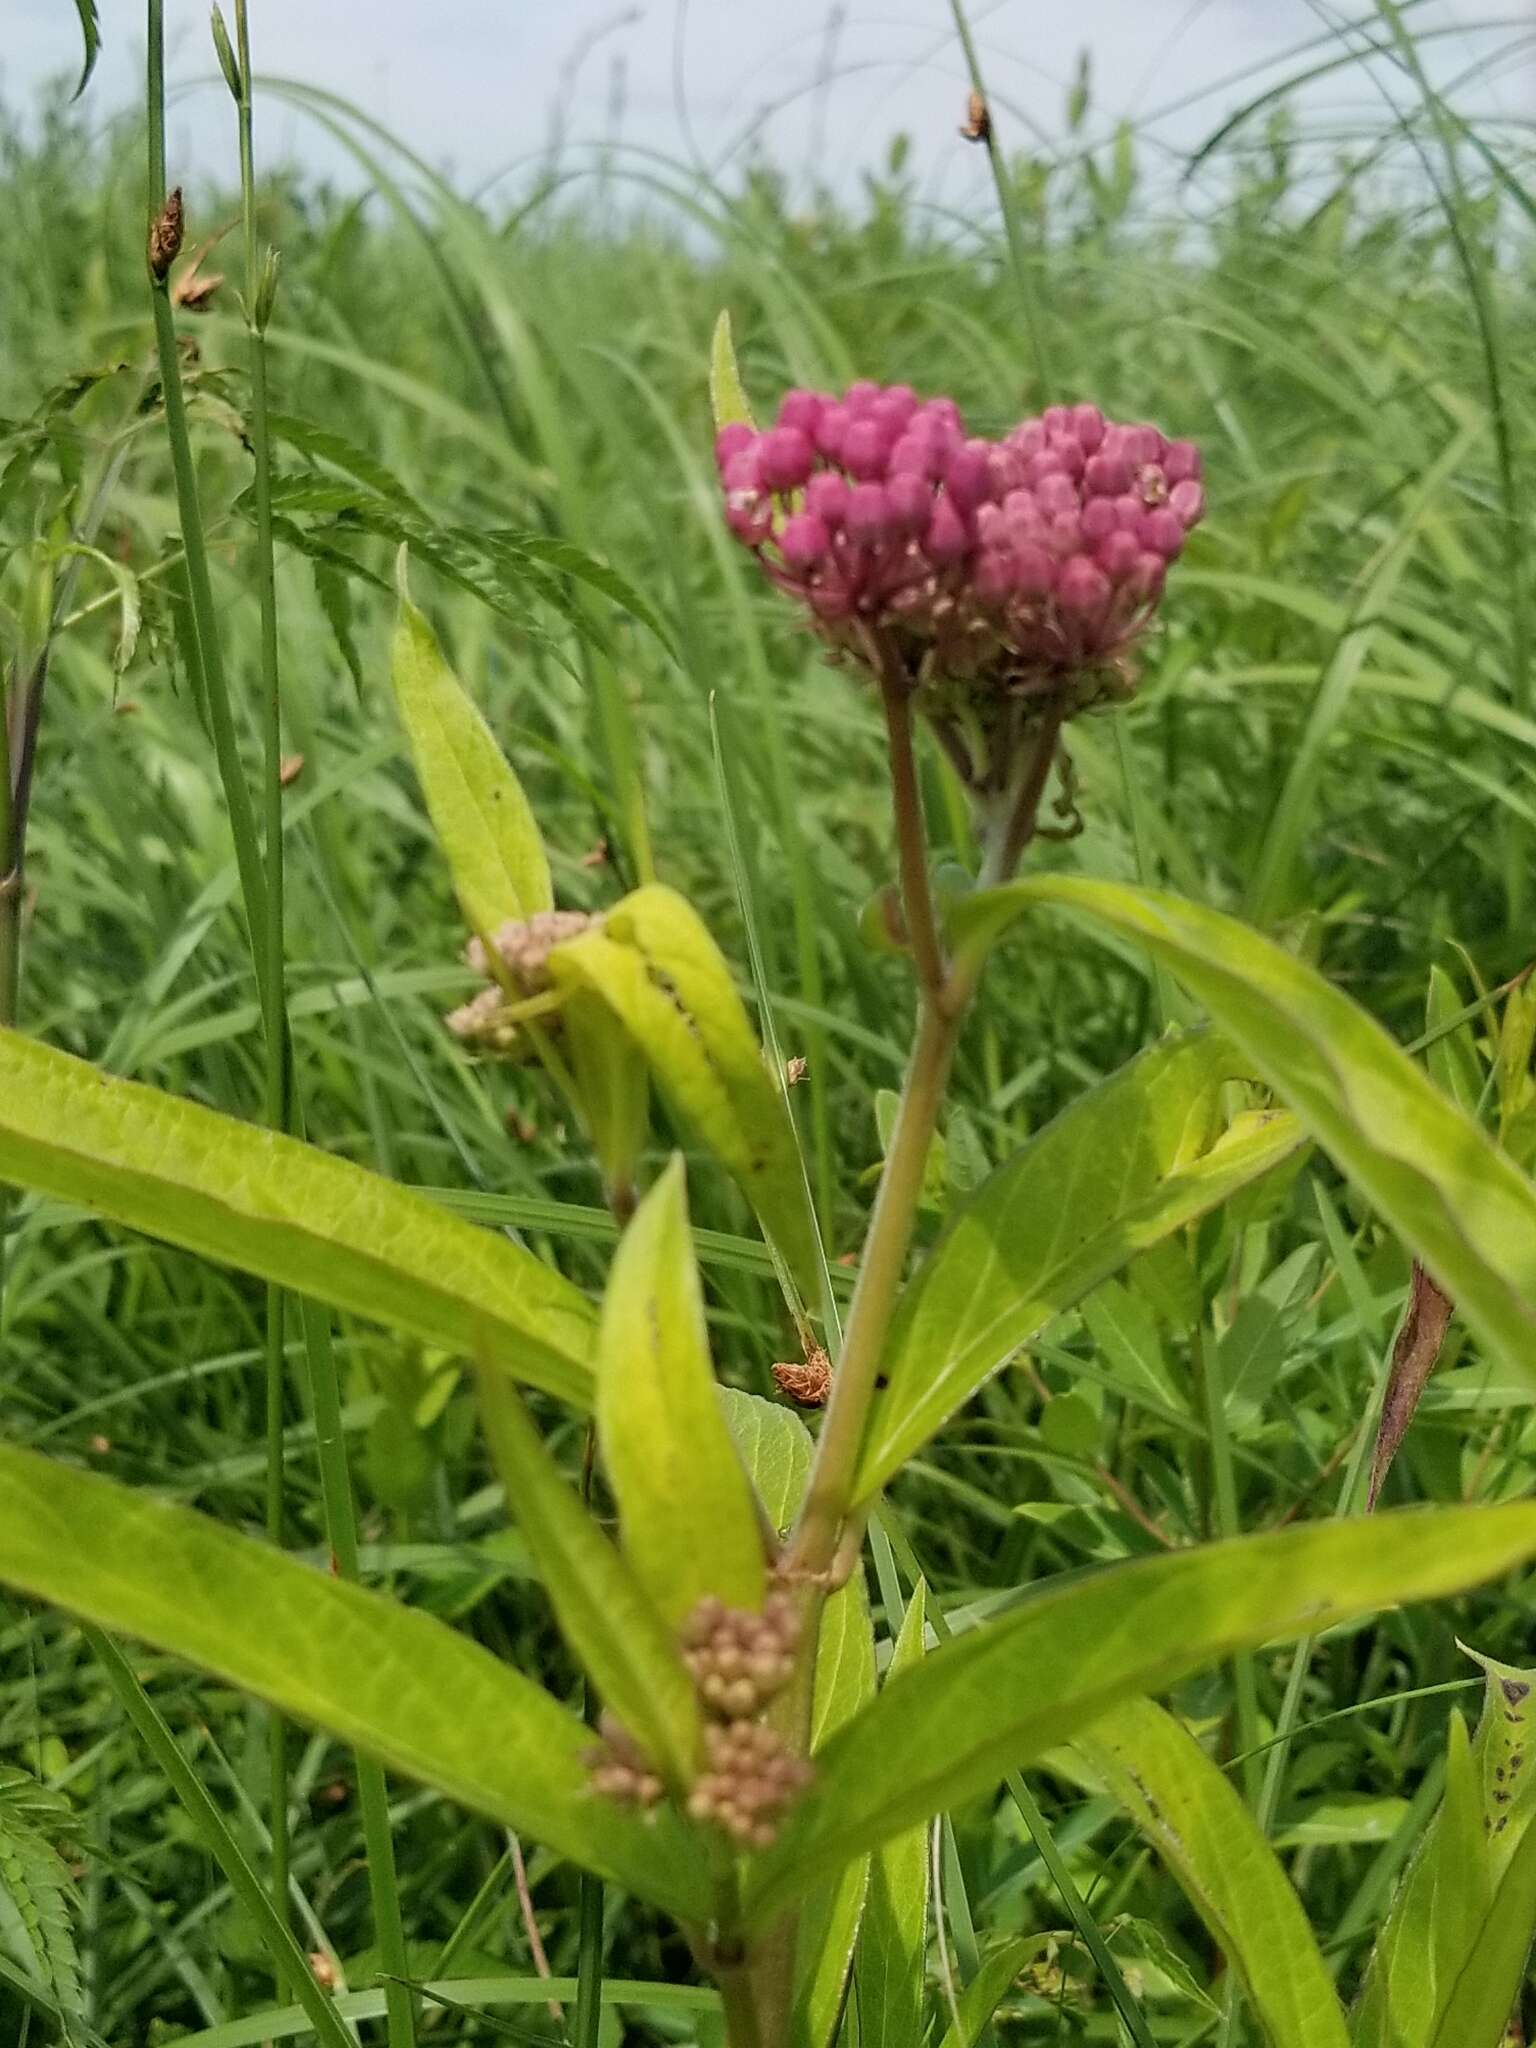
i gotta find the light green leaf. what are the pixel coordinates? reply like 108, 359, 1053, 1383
855, 1031, 1301, 1496
1426, 1811, 1536, 2048
708, 310, 756, 431
742, 1503, 1536, 1925
598, 1158, 766, 1625
719, 1388, 812, 1536
550, 886, 821, 1300
392, 551, 552, 932
1277, 1796, 1410, 1848
563, 988, 648, 1211
0, 1443, 710, 1920
476, 1373, 700, 1785
1424, 966, 1485, 1119
935, 1938, 1039, 2048
1081, 1697, 1347, 2048
0, 1031, 594, 1404
854, 1582, 932, 2048
1464, 1642, 1536, 1881
1353, 1714, 1489, 2048
952, 880, 1536, 1392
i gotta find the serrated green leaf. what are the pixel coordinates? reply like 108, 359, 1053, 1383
598, 1158, 766, 1624
550, 886, 821, 1301
854, 1582, 931, 2048
0, 1031, 594, 1403
0, 1443, 710, 1920
1081, 1697, 1347, 2048
952, 880, 1536, 1394
709, 311, 756, 431
392, 553, 552, 932
0, 1813, 83, 2046
1353, 1713, 1488, 2048
742, 1503, 1536, 1925
856, 1031, 1300, 1496
477, 1373, 700, 1785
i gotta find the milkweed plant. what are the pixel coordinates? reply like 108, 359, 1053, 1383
3, 11, 1536, 2045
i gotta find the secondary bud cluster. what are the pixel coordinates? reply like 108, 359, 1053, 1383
716, 382, 1204, 759
682, 1593, 800, 1719
584, 1712, 665, 1813
687, 1721, 814, 1851
445, 908, 598, 1051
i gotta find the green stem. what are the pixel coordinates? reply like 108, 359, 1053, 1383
945, 0, 1052, 401
230, 0, 293, 1934
86, 1626, 356, 2048
1191, 1321, 1262, 1808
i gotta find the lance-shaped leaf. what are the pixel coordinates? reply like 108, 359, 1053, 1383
0, 1443, 710, 1920
950, 880, 1536, 1391
550, 887, 821, 1300
0, 1031, 594, 1403
1352, 1713, 1489, 2048
477, 1372, 700, 1785
391, 553, 551, 932
709, 309, 757, 430
741, 1503, 1536, 1925
1080, 1698, 1347, 2048
855, 1031, 1302, 1497
854, 1581, 932, 2048
1463, 1642, 1536, 1881
1425, 1814, 1536, 2048
598, 1158, 766, 1625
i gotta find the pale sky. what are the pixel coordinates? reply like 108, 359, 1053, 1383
5, 1, 1530, 204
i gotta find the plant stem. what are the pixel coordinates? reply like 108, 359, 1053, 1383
230, 0, 294, 1934
945, 0, 1052, 400
878, 674, 945, 1000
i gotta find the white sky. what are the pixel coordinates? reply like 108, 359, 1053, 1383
5, 1, 1530, 204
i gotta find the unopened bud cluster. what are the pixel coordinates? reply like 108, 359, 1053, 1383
716, 382, 1204, 735
584, 1712, 665, 1813
682, 1592, 800, 1718
687, 1720, 814, 1851
445, 908, 598, 1051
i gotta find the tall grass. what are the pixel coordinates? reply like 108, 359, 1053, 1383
0, 6, 1532, 2038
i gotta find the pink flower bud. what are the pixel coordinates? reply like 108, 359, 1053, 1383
1126, 552, 1167, 600
779, 512, 831, 570
842, 418, 889, 481
846, 481, 892, 545
1139, 506, 1185, 560
945, 443, 995, 512
1112, 493, 1144, 530
1123, 423, 1164, 465
1052, 438, 1086, 480
1003, 489, 1046, 543
922, 396, 965, 435
805, 471, 850, 527
1043, 404, 1074, 438
1057, 556, 1111, 612
1080, 496, 1118, 544
815, 404, 850, 460
777, 388, 825, 436
1046, 511, 1083, 557
1014, 544, 1056, 598
872, 389, 918, 438
1084, 453, 1132, 497
975, 549, 1017, 601
886, 471, 933, 536
1169, 478, 1206, 528
724, 451, 772, 542
715, 422, 755, 471
758, 426, 815, 491
924, 491, 970, 564
1025, 450, 1068, 488
1097, 529, 1141, 581
844, 378, 881, 410
1035, 472, 1079, 519
1070, 403, 1106, 450
1162, 439, 1202, 484
1009, 420, 1046, 462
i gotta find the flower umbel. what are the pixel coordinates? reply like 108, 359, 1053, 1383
717, 381, 1203, 795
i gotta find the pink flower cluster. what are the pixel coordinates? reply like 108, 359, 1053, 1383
716, 382, 1203, 691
